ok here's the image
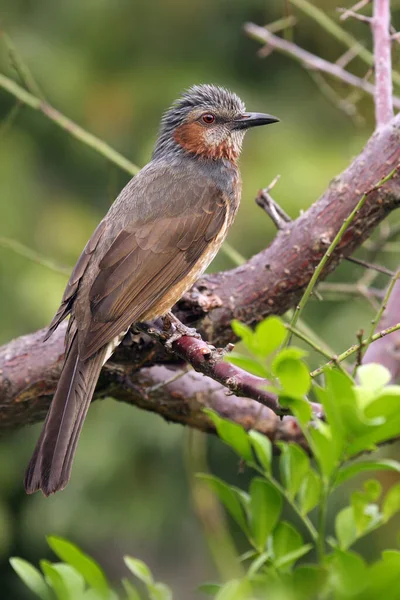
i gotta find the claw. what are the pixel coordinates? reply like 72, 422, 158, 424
163, 312, 201, 349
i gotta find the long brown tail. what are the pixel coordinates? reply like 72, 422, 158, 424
24, 334, 107, 496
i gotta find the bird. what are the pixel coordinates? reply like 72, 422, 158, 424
24, 84, 278, 496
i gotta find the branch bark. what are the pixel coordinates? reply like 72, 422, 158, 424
1, 113, 399, 437
372, 0, 394, 127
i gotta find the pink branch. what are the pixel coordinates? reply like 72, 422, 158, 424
362, 278, 400, 381
372, 0, 394, 127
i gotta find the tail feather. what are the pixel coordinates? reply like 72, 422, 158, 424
24, 334, 107, 496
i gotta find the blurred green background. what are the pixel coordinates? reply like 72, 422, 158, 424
1, 0, 400, 597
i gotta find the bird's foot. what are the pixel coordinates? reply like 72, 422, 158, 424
163, 312, 201, 349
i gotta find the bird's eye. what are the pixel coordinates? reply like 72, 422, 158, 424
202, 113, 215, 124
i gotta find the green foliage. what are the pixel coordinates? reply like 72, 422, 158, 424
11, 537, 171, 600
11, 316, 400, 599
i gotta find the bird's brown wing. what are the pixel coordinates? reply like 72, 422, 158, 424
44, 219, 107, 342
79, 187, 227, 360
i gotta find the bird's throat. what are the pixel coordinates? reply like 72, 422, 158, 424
173, 122, 239, 163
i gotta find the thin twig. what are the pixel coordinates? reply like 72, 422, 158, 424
360, 269, 400, 360
355, 329, 365, 373
287, 0, 400, 86
285, 165, 400, 345
146, 366, 191, 393
338, 9, 372, 23
244, 23, 400, 108
346, 255, 394, 276
265, 16, 297, 34
0, 31, 45, 100
286, 324, 350, 378
0, 73, 139, 176
0, 236, 70, 276
307, 70, 364, 124
310, 321, 400, 377
372, 0, 394, 127
339, 0, 371, 21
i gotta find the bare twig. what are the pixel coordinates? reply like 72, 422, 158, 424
0, 236, 70, 276
339, 0, 371, 21
256, 176, 291, 230
287, 0, 400, 86
338, 9, 372, 23
0, 73, 139, 175
244, 23, 400, 109
372, 0, 394, 127
0, 31, 45, 99
311, 321, 400, 377
346, 255, 394, 276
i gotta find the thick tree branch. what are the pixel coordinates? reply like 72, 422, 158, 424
0, 113, 399, 434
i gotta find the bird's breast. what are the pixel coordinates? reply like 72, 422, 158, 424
142, 189, 239, 321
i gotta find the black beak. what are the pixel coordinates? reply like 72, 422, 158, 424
233, 112, 279, 130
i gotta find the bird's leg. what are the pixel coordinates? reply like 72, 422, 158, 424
162, 312, 201, 348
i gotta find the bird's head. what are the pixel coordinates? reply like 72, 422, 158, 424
153, 84, 278, 163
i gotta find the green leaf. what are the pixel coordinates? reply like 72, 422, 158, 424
148, 582, 172, 600
297, 469, 321, 515
272, 522, 303, 565
330, 549, 367, 596
335, 507, 357, 550
250, 478, 282, 552
253, 317, 287, 358
273, 354, 310, 398
368, 550, 400, 599
334, 459, 400, 488
308, 422, 337, 477
198, 474, 249, 535
358, 364, 392, 390
278, 443, 310, 500
383, 483, 400, 521
198, 582, 222, 595
274, 544, 312, 569
317, 369, 364, 445
346, 412, 400, 456
40, 561, 70, 600
215, 579, 251, 600
247, 552, 270, 578
204, 410, 253, 463
293, 565, 327, 598
10, 558, 50, 600
122, 578, 141, 600
351, 490, 381, 536
82, 592, 106, 600
363, 479, 382, 502
225, 354, 269, 378
279, 396, 312, 427
47, 536, 108, 595
249, 431, 272, 474
231, 320, 253, 345
197, 582, 222, 596
124, 557, 153, 586
52, 564, 85, 598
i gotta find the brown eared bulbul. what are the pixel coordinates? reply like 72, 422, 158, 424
25, 84, 279, 496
